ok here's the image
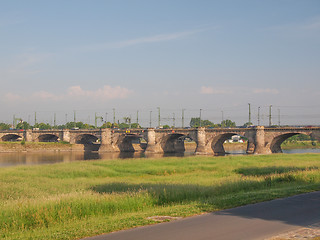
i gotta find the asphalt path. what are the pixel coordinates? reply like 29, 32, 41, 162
83, 191, 320, 240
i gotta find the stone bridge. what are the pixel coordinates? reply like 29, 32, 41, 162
0, 127, 319, 155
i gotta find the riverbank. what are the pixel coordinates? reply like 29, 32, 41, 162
185, 141, 320, 152
1, 153, 319, 240
0, 142, 84, 152
223, 141, 320, 151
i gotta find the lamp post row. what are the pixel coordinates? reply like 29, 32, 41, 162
12, 105, 281, 128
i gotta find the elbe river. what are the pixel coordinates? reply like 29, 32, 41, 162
0, 148, 320, 167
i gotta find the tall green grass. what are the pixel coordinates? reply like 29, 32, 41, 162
0, 153, 320, 239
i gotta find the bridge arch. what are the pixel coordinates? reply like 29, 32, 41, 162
38, 134, 59, 142
1, 134, 23, 142
116, 133, 146, 152
210, 132, 250, 155
75, 134, 99, 144
269, 132, 313, 153
160, 133, 196, 153
161, 133, 185, 153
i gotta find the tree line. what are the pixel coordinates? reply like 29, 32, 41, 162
0, 121, 141, 130
189, 118, 237, 128
0, 117, 244, 130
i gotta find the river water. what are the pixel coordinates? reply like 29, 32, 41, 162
0, 148, 320, 167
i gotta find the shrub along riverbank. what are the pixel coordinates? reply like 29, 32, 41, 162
224, 141, 319, 151
281, 140, 318, 149
1, 154, 320, 239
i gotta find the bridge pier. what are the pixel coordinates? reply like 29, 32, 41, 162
145, 129, 163, 153
195, 128, 213, 155
254, 126, 271, 154
62, 130, 71, 143
99, 128, 118, 152
24, 129, 33, 142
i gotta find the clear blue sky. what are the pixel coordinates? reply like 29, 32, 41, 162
1, 0, 320, 126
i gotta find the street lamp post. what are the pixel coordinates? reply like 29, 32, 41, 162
149, 111, 152, 128
157, 107, 160, 128
248, 103, 251, 124
136, 110, 139, 125
73, 110, 76, 128
173, 113, 175, 128
182, 109, 185, 128
113, 108, 115, 124
269, 105, 272, 126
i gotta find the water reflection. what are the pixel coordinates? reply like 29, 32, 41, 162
0, 151, 196, 167
282, 148, 320, 154
0, 149, 319, 167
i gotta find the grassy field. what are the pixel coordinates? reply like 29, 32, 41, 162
1, 153, 320, 240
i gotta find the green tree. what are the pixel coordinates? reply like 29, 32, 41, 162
285, 134, 311, 142
221, 119, 236, 128
0, 123, 11, 130
243, 122, 253, 127
57, 124, 66, 129
190, 118, 215, 128
16, 121, 32, 130
34, 123, 52, 130
63, 122, 94, 129
202, 120, 215, 128
101, 122, 113, 128
130, 123, 141, 129
111, 123, 119, 129
119, 123, 130, 129
65, 122, 76, 129
86, 123, 95, 129
190, 118, 200, 127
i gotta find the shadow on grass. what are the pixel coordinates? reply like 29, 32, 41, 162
91, 168, 317, 208
235, 166, 318, 176
90, 178, 320, 229
92, 182, 214, 206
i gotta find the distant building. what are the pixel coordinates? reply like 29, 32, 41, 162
225, 135, 245, 143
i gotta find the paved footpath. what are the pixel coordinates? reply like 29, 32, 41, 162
83, 191, 320, 240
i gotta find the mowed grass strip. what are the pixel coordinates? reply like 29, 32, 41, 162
0, 153, 320, 240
